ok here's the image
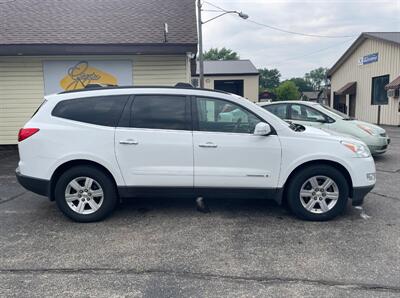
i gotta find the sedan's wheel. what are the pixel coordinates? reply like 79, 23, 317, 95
55, 166, 117, 222
286, 165, 348, 221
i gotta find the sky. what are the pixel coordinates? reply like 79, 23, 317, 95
201, 0, 400, 80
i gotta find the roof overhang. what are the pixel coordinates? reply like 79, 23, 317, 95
0, 43, 198, 56
335, 81, 357, 95
327, 33, 400, 78
385, 75, 400, 90
192, 73, 259, 77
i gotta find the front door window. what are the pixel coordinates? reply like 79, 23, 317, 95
196, 97, 260, 133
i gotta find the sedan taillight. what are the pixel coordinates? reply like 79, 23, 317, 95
18, 128, 40, 142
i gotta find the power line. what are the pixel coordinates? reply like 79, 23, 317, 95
245, 19, 357, 39
265, 38, 354, 67
203, 1, 357, 39
203, 1, 229, 13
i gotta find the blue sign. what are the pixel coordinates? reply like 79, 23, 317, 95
358, 53, 378, 65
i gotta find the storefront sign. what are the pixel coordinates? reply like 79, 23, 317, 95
43, 60, 133, 95
358, 53, 378, 66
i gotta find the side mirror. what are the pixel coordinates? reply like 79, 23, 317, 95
254, 122, 271, 136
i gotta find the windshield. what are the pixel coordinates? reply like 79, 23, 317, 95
318, 104, 352, 120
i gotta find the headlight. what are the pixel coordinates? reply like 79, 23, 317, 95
357, 124, 378, 136
341, 141, 371, 158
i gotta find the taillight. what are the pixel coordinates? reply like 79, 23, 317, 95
18, 128, 40, 142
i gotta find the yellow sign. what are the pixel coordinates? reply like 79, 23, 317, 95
60, 61, 118, 91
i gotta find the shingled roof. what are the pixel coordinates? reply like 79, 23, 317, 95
0, 0, 197, 55
194, 60, 259, 76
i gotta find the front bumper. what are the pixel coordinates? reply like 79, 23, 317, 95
16, 168, 50, 197
351, 184, 375, 206
366, 136, 390, 155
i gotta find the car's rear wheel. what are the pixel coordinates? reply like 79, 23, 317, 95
286, 165, 349, 221
55, 166, 117, 222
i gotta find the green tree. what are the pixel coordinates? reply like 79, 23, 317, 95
259, 68, 281, 91
275, 81, 300, 101
288, 77, 313, 92
304, 67, 329, 90
203, 47, 240, 60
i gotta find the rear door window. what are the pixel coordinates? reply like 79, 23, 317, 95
52, 95, 129, 126
130, 95, 190, 130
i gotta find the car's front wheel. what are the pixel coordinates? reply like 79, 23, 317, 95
54, 165, 117, 222
286, 165, 349, 221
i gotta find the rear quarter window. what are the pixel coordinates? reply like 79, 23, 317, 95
52, 95, 129, 127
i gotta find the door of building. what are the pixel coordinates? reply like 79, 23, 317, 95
214, 80, 244, 96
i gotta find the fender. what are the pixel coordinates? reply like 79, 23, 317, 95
47, 152, 126, 186
278, 153, 355, 188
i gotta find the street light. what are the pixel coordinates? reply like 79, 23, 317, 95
197, 1, 249, 88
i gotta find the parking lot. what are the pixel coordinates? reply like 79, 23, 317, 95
0, 126, 399, 297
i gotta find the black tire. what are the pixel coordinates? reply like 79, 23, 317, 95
54, 165, 118, 222
286, 165, 349, 221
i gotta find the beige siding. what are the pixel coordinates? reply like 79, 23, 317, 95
330, 39, 400, 125
0, 59, 44, 144
133, 55, 188, 85
201, 75, 260, 102
0, 55, 189, 145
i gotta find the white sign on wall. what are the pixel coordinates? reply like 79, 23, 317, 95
43, 60, 133, 95
357, 53, 379, 66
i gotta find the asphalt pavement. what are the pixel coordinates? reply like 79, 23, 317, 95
1, 126, 400, 297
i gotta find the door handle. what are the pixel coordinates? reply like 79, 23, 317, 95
119, 139, 139, 145
198, 142, 218, 148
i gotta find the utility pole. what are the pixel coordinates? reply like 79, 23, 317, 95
196, 1, 248, 89
197, 0, 204, 88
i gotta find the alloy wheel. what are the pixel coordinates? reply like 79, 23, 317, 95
64, 176, 104, 215
299, 175, 339, 214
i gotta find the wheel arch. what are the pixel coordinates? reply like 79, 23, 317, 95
281, 159, 353, 205
49, 159, 118, 201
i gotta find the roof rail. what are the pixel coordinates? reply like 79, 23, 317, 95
84, 83, 117, 89
174, 82, 193, 88
58, 83, 230, 95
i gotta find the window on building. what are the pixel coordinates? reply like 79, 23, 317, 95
131, 95, 189, 130
371, 75, 389, 105
52, 95, 129, 126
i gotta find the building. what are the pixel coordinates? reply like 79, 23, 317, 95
0, 0, 197, 145
192, 60, 259, 102
327, 32, 400, 125
259, 90, 276, 102
300, 89, 330, 105
300, 91, 319, 102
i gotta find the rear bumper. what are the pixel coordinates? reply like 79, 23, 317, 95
351, 184, 374, 206
16, 168, 49, 197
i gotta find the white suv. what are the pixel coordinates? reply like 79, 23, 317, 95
16, 86, 376, 222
